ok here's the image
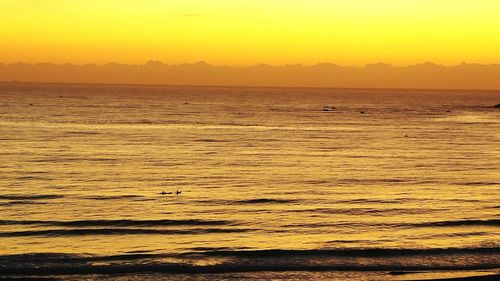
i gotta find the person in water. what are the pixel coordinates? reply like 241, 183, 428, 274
159, 190, 181, 195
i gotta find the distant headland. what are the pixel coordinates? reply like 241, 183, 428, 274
1, 61, 500, 90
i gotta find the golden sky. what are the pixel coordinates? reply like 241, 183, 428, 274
1, 0, 500, 66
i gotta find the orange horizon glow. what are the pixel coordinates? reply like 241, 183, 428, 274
1, 0, 500, 66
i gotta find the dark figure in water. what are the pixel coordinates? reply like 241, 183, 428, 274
160, 191, 172, 195
494, 103, 500, 108
176, 190, 182, 195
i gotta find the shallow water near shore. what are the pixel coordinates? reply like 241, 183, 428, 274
0, 83, 499, 279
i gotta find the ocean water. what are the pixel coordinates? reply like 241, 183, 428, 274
0, 83, 499, 280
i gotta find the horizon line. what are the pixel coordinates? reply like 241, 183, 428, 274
2, 81, 500, 93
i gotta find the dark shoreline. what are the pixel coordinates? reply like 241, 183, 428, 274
1, 265, 499, 276
0, 272, 498, 281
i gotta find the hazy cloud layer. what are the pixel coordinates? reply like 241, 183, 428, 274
1, 62, 500, 89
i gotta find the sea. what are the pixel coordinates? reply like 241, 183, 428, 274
0, 83, 499, 280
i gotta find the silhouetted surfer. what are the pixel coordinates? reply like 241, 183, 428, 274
159, 190, 181, 195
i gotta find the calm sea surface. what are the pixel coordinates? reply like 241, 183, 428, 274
0, 83, 499, 280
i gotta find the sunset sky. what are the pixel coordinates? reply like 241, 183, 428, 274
1, 0, 500, 66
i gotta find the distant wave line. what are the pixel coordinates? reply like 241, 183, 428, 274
0, 247, 499, 275
0, 120, 360, 132
0, 194, 63, 200
0, 218, 235, 227
283, 219, 500, 228
1, 264, 499, 276
0, 227, 251, 237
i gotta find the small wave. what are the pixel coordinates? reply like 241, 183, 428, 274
0, 253, 88, 264
16, 175, 54, 180
285, 207, 429, 216
301, 179, 332, 185
195, 139, 230, 143
200, 198, 299, 205
415, 219, 500, 227
188, 246, 252, 252
0, 227, 251, 237
194, 247, 500, 258
0, 218, 234, 227
2, 247, 498, 262
420, 231, 490, 239
0, 248, 498, 276
236, 198, 298, 204
283, 219, 500, 229
336, 178, 407, 185
63, 131, 100, 135
82, 195, 144, 201
453, 182, 500, 186
0, 194, 63, 200
335, 198, 413, 204
325, 239, 394, 245
1, 264, 499, 276
0, 200, 49, 206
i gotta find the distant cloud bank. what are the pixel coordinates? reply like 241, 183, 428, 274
1, 61, 500, 89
